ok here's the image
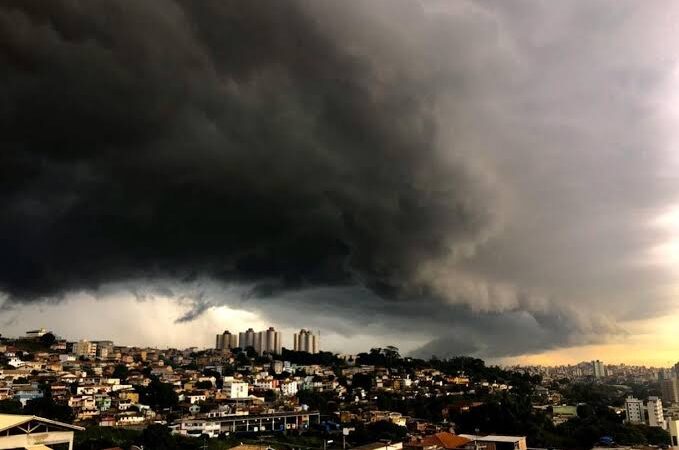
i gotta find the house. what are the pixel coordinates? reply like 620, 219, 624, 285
186, 391, 207, 404
405, 432, 471, 450
353, 443, 404, 450
459, 435, 528, 450
0, 413, 84, 449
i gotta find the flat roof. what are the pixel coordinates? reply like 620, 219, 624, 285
459, 435, 525, 443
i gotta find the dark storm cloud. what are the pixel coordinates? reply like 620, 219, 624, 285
1, 0, 676, 358
0, 0, 494, 301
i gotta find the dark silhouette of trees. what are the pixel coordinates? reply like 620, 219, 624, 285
39, 332, 56, 348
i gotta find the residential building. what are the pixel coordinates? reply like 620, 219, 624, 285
459, 435, 528, 450
222, 378, 249, 399
592, 360, 606, 378
405, 433, 470, 450
255, 327, 282, 355
660, 368, 674, 381
647, 396, 665, 428
293, 329, 319, 354
625, 396, 645, 424
215, 330, 238, 351
669, 419, 679, 449
95, 340, 114, 359
0, 414, 84, 449
280, 381, 298, 397
238, 328, 256, 350
663, 377, 679, 404
74, 340, 98, 359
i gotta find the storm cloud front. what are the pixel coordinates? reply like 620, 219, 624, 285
2, 0, 679, 359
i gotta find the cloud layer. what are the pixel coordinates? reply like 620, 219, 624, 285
2, 0, 678, 358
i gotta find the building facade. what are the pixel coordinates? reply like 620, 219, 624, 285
625, 396, 645, 424
662, 377, 679, 404
669, 419, 679, 448
647, 396, 665, 428
222, 379, 249, 399
255, 327, 282, 355
238, 328, 256, 350
592, 360, 606, 378
293, 329, 319, 354
74, 340, 97, 359
215, 331, 238, 351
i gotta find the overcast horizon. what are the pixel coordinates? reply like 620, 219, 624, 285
2, 0, 679, 367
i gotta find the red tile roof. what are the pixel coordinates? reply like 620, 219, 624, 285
420, 432, 471, 449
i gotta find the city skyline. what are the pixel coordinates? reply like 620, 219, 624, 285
9, 324, 679, 372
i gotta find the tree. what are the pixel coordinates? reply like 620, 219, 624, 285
112, 364, 129, 381
136, 376, 178, 410
0, 399, 22, 414
195, 380, 213, 390
351, 373, 373, 391
39, 332, 56, 348
25, 396, 74, 423
264, 389, 278, 402
202, 368, 223, 388
236, 352, 251, 366
140, 424, 177, 450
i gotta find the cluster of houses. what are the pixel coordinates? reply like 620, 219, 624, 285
0, 329, 531, 450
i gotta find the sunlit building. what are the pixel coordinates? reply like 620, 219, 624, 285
592, 360, 606, 378
625, 396, 645, 424
647, 396, 665, 428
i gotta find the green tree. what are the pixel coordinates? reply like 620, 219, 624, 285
140, 424, 177, 450
25, 395, 74, 423
136, 376, 178, 410
39, 332, 56, 348
112, 364, 129, 381
195, 380, 213, 390
0, 399, 22, 414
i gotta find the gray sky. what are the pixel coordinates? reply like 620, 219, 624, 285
2, 0, 679, 364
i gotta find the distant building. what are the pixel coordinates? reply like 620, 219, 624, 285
647, 396, 665, 428
238, 328, 256, 350
95, 341, 114, 359
215, 331, 238, 351
458, 434, 528, 450
625, 396, 645, 424
0, 413, 84, 449
254, 327, 282, 355
662, 377, 679, 404
222, 378, 249, 399
25, 328, 48, 339
293, 329, 319, 354
592, 360, 606, 378
659, 368, 674, 381
74, 340, 97, 359
669, 419, 679, 449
